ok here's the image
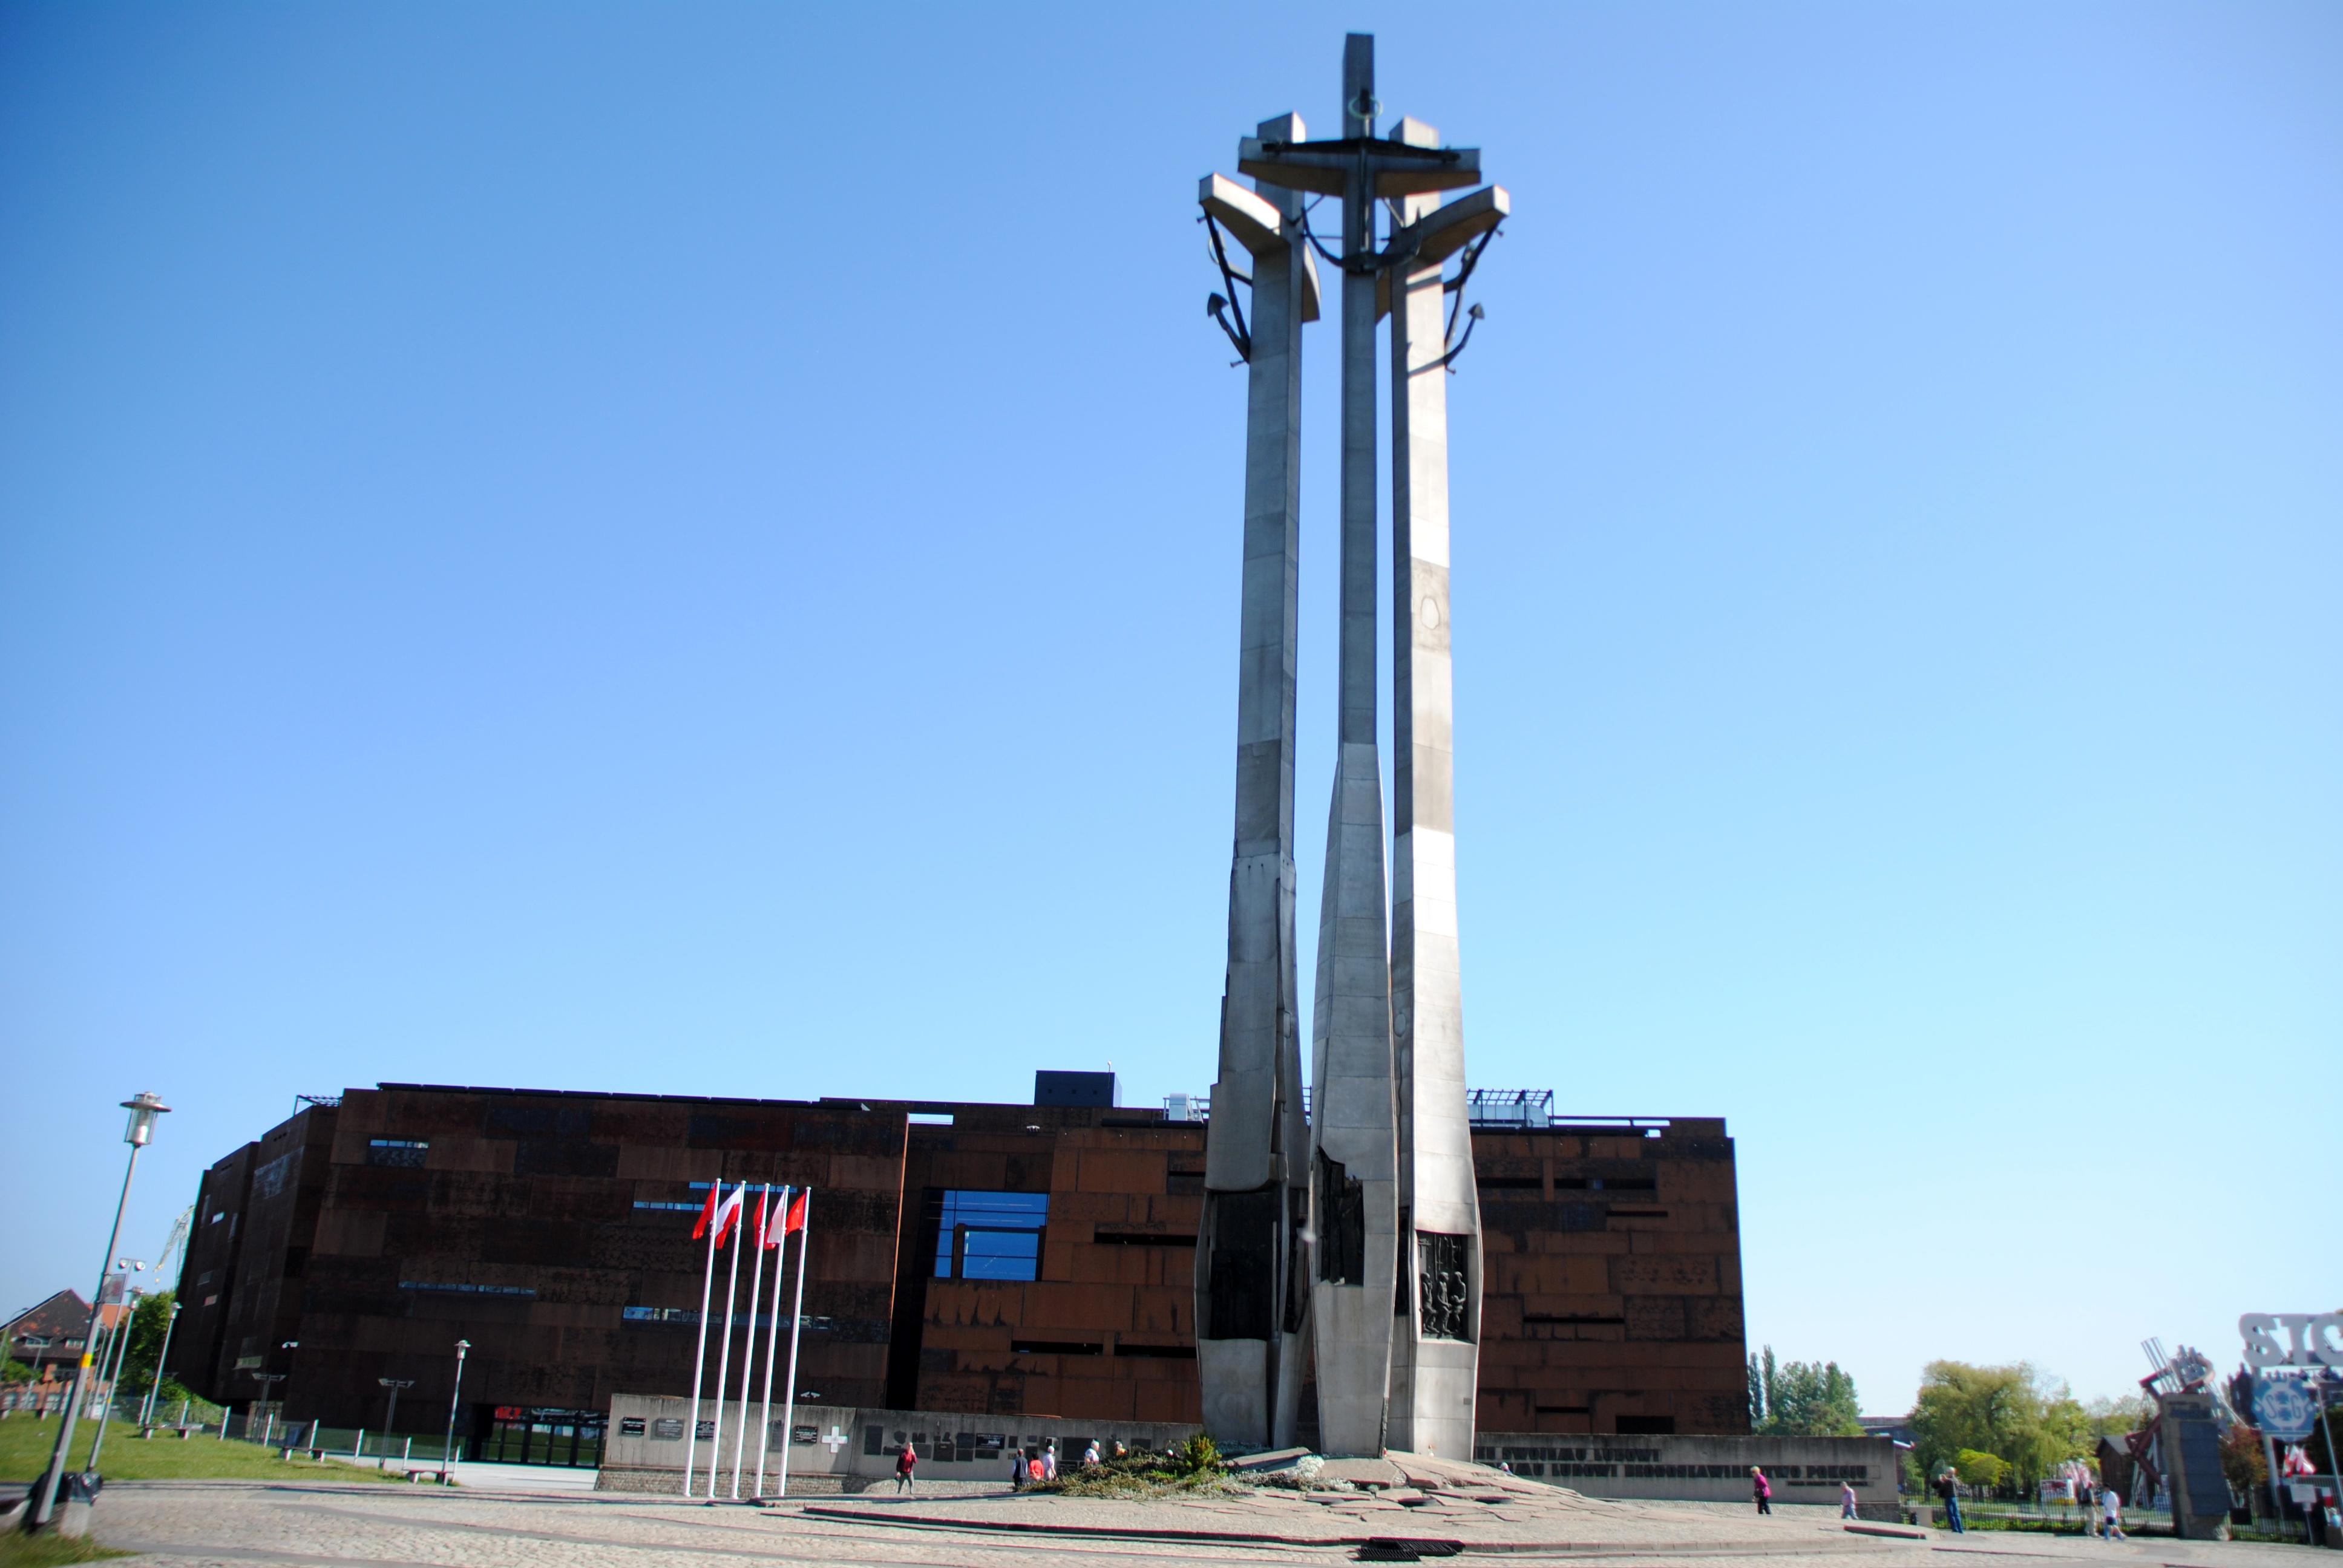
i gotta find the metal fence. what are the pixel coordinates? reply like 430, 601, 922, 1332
215, 1410, 459, 1465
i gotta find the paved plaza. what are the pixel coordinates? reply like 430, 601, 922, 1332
80, 1476, 2326, 1568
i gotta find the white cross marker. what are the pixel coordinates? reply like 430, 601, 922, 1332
822, 1426, 848, 1455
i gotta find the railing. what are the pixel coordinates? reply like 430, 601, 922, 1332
1161, 1089, 1677, 1134
217, 1410, 460, 1466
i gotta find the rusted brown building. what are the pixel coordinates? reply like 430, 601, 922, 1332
171, 1079, 1746, 1462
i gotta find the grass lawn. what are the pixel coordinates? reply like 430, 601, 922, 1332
0, 1417, 399, 1485
0, 1533, 131, 1568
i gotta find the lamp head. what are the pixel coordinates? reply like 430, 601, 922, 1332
1207, 292, 1228, 317
120, 1091, 170, 1147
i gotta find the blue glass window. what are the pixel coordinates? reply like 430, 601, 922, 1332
932, 1190, 1048, 1281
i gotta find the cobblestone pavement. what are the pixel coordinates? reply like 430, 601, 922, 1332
85, 1479, 2326, 1568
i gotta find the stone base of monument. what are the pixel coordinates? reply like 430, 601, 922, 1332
790, 1452, 1864, 1555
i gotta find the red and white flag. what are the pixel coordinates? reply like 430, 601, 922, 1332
779, 1189, 808, 1237
692, 1183, 747, 1246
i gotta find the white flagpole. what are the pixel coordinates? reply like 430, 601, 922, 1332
776, 1191, 812, 1499
707, 1183, 745, 1500
754, 1185, 792, 1497
682, 1187, 721, 1499
729, 1184, 770, 1500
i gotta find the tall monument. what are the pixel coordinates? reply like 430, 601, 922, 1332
1193, 123, 1320, 1452
1196, 34, 1507, 1457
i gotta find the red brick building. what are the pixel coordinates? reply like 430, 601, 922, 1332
171, 1079, 1747, 1462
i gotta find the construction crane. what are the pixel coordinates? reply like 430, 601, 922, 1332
154, 1204, 194, 1290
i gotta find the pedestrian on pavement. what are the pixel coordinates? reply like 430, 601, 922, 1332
1113, 1439, 1127, 1460
1752, 1466, 1773, 1515
2100, 1485, 2125, 1541
1008, 1447, 1024, 1491
1083, 1439, 1101, 1467
1841, 1480, 1859, 1519
1043, 1439, 1059, 1482
1938, 1466, 1965, 1534
894, 1440, 917, 1494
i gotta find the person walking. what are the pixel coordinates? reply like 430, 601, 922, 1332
1938, 1466, 1965, 1534
1008, 1446, 1024, 1492
894, 1440, 917, 1494
2100, 1483, 2125, 1541
1043, 1439, 1058, 1483
1083, 1439, 1101, 1468
1752, 1466, 1773, 1515
1841, 1480, 1859, 1520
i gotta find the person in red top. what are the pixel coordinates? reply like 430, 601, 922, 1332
1752, 1466, 1773, 1515
894, 1440, 917, 1494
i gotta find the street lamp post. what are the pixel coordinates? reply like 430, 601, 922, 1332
24, 1092, 169, 1535
439, 1341, 470, 1484
139, 1300, 183, 1428
276, 1341, 301, 1449
378, 1378, 414, 1471
85, 1274, 148, 1470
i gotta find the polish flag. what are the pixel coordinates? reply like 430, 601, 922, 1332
693, 1184, 746, 1245
749, 1189, 772, 1251
780, 1189, 809, 1236
763, 1187, 791, 1249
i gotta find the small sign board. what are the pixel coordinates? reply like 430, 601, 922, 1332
2254, 1377, 2318, 1443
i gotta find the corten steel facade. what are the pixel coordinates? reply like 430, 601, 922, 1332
170, 1082, 1746, 1451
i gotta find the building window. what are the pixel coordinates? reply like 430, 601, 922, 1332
621, 1305, 699, 1324
931, 1191, 1047, 1281
398, 1281, 536, 1298
369, 1139, 428, 1168
632, 1200, 703, 1212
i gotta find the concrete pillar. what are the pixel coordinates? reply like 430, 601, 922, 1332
1194, 130, 1320, 1452
1306, 31, 1400, 1460
1385, 132, 1484, 1462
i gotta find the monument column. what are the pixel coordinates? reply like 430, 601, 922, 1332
1384, 141, 1506, 1460
1228, 33, 1494, 1458
1303, 32, 1401, 1460
1194, 128, 1320, 1451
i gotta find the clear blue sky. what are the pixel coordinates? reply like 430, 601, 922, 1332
3, 2, 2335, 1414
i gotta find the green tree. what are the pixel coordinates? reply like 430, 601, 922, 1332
116, 1289, 177, 1396
1, 1357, 33, 1385
1760, 1353, 1864, 1437
1954, 1449, 2011, 1494
1910, 1361, 2087, 1491
2222, 1423, 2268, 1496
2082, 1393, 2151, 1442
